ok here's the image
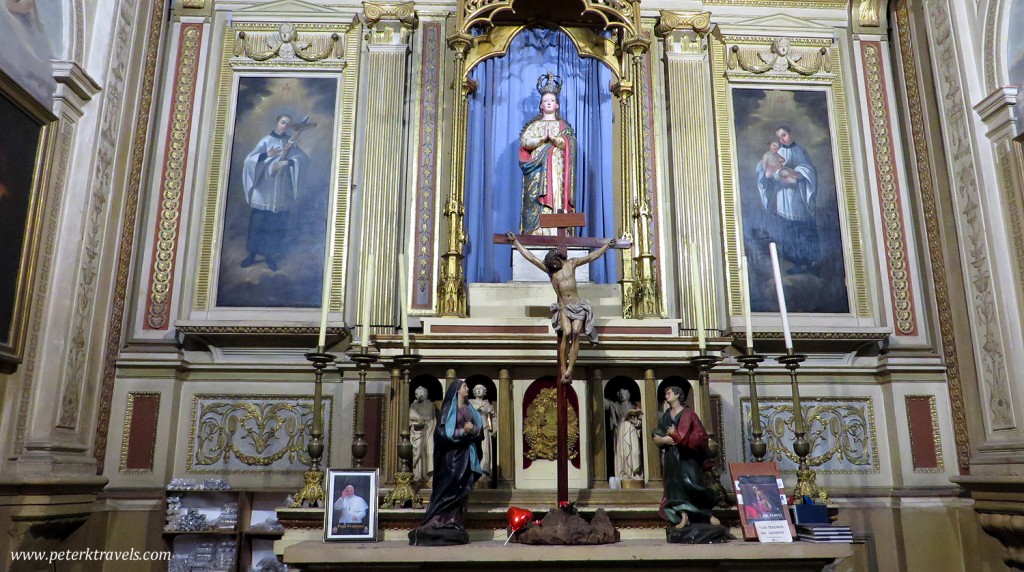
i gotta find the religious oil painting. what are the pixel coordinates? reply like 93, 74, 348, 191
732, 87, 850, 314
0, 87, 46, 369
324, 468, 378, 542
215, 76, 338, 308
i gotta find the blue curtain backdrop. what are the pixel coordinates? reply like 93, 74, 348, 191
464, 27, 616, 283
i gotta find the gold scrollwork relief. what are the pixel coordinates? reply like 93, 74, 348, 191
523, 388, 579, 461
743, 398, 878, 473
188, 397, 332, 472
729, 37, 832, 76
234, 24, 342, 62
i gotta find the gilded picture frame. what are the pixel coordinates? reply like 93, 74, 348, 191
191, 20, 357, 324
0, 70, 55, 372
712, 33, 873, 334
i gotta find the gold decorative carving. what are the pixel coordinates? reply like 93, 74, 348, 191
363, 2, 417, 26
655, 10, 712, 37
707, 0, 844, 7
182, 0, 204, 8
728, 38, 832, 76
523, 388, 579, 461
465, 25, 620, 83
176, 325, 350, 335
862, 42, 916, 335
95, 1, 165, 471
119, 392, 160, 474
893, 0, 969, 472
457, 0, 638, 37
187, 396, 333, 472
905, 394, 944, 473
234, 24, 342, 62
744, 398, 878, 473
857, 0, 881, 27
144, 24, 201, 331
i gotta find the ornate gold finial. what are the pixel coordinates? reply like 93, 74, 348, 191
536, 72, 562, 97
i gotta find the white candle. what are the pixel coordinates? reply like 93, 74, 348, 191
360, 255, 376, 351
740, 255, 754, 352
688, 242, 706, 350
399, 254, 410, 352
768, 243, 793, 350
317, 254, 333, 349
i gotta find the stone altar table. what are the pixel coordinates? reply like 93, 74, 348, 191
283, 538, 852, 571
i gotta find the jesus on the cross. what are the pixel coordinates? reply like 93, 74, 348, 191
506, 231, 616, 384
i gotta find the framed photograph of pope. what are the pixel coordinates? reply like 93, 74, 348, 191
324, 468, 378, 541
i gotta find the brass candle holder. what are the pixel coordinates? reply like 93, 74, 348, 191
347, 346, 379, 468
688, 350, 730, 506
736, 352, 767, 462
381, 352, 423, 508
776, 349, 828, 503
290, 347, 336, 508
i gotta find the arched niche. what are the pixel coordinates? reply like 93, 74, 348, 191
437, 0, 663, 318
657, 376, 695, 411
465, 374, 497, 403
410, 374, 443, 406
603, 375, 643, 480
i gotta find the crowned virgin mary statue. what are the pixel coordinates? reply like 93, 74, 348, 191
519, 72, 578, 235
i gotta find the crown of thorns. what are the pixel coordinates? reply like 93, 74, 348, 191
536, 72, 562, 97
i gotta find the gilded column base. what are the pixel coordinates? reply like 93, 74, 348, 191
438, 253, 467, 317
381, 472, 424, 509
633, 256, 661, 318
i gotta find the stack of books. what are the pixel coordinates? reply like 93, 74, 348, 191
797, 524, 853, 543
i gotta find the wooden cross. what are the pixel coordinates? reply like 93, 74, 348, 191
493, 212, 630, 504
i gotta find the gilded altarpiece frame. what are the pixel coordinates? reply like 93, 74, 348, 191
712, 33, 872, 331
191, 21, 359, 322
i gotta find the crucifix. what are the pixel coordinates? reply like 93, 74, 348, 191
494, 212, 630, 504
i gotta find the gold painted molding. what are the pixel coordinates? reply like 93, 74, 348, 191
892, 0, 969, 472
119, 392, 161, 474
905, 394, 944, 473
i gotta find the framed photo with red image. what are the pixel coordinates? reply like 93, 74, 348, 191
729, 462, 795, 540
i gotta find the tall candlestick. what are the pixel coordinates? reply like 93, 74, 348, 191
767, 243, 793, 349
317, 255, 333, 349
360, 255, 376, 350
688, 242, 706, 350
399, 254, 410, 352
740, 255, 754, 352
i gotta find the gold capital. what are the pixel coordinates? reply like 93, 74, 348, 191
655, 11, 712, 37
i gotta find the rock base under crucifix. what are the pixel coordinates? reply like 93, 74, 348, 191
512, 506, 620, 545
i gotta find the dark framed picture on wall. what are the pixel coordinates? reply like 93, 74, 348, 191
0, 70, 55, 372
324, 468, 379, 541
